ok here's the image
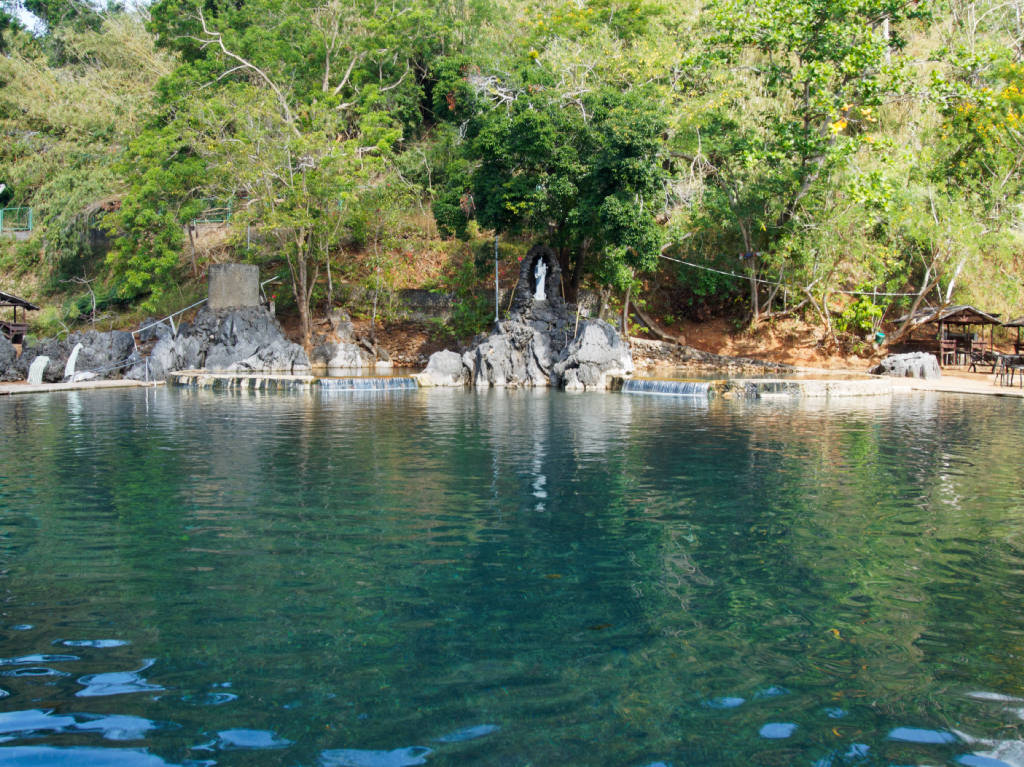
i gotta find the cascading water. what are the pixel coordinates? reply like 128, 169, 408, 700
318, 377, 418, 392
620, 379, 712, 398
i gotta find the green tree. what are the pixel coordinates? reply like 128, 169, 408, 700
0, 14, 174, 290
0, 6, 20, 54
675, 0, 930, 323
442, 84, 667, 298
932, 56, 1024, 224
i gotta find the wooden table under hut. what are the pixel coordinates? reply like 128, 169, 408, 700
0, 290, 39, 345
894, 305, 1003, 370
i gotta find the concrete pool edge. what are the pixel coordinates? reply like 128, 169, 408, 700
3, 370, 1021, 399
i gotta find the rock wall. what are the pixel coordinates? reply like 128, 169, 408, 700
15, 330, 135, 382
127, 306, 310, 380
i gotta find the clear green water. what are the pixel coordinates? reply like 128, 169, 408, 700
1, 388, 1024, 767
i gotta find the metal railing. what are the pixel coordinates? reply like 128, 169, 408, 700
191, 199, 233, 225
0, 207, 33, 233
130, 277, 281, 383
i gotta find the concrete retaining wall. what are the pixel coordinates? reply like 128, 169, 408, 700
169, 370, 316, 390
715, 377, 895, 399
208, 263, 260, 309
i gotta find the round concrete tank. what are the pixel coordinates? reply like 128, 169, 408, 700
208, 263, 260, 309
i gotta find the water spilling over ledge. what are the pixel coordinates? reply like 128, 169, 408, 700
319, 376, 418, 392
612, 374, 898, 399
166, 369, 901, 399
621, 379, 712, 397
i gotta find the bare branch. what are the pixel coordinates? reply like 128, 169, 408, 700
379, 63, 410, 92
192, 9, 300, 135
330, 54, 363, 97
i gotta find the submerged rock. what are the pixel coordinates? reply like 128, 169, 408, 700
869, 352, 941, 379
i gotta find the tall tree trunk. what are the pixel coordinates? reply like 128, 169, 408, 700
290, 230, 312, 346
187, 223, 198, 277
621, 282, 632, 337
738, 219, 759, 324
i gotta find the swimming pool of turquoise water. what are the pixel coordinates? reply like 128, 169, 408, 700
0, 388, 1023, 766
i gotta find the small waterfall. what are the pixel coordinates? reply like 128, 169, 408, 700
319, 376, 418, 392
621, 379, 711, 398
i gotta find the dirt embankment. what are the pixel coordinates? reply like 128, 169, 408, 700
298, 312, 883, 373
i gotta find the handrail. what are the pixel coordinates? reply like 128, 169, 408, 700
134, 277, 279, 337
135, 297, 208, 337
191, 198, 233, 225
127, 276, 280, 382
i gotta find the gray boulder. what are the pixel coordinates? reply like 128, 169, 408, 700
68, 330, 135, 378
0, 335, 19, 381
554, 320, 634, 391
869, 352, 941, 380
310, 340, 374, 372
18, 330, 137, 382
414, 350, 467, 387
324, 309, 356, 342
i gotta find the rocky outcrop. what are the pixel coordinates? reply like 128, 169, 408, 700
17, 330, 136, 382
71, 330, 135, 378
415, 350, 467, 387
554, 320, 634, 391
311, 340, 375, 371
309, 309, 393, 374
421, 244, 634, 390
126, 306, 310, 380
17, 337, 72, 382
869, 352, 941, 379
464, 320, 554, 387
0, 335, 19, 381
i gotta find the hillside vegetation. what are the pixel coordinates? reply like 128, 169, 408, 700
1, 0, 1022, 349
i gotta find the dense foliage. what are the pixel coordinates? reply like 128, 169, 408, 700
0, 0, 1021, 341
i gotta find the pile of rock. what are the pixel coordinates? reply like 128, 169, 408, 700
417, 245, 634, 391
126, 306, 310, 380
869, 352, 941, 379
0, 329, 136, 383
309, 309, 391, 373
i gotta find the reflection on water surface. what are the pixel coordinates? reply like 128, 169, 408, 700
0, 388, 1023, 766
